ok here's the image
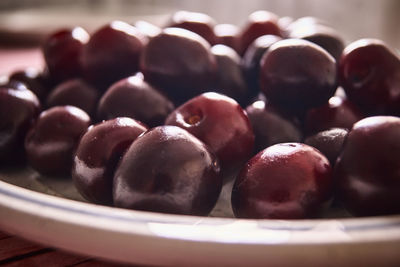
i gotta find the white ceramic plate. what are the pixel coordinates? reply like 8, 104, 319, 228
0, 167, 400, 267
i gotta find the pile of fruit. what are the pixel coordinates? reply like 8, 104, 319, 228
1, 10, 399, 219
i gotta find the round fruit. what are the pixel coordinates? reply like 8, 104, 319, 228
165, 92, 254, 171
42, 27, 89, 83
25, 106, 90, 175
46, 78, 99, 117
246, 100, 301, 153
260, 39, 337, 114
335, 116, 400, 216
82, 21, 147, 90
339, 39, 400, 116
304, 128, 348, 166
113, 125, 222, 215
232, 143, 332, 219
73, 117, 147, 205
97, 74, 174, 127
0, 87, 40, 164
140, 27, 217, 104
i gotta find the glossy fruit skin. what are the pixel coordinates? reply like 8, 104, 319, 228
334, 116, 400, 216
339, 39, 400, 116
9, 68, 49, 101
211, 44, 249, 106
0, 87, 40, 164
214, 24, 240, 53
167, 11, 217, 45
232, 143, 332, 219
238, 10, 283, 55
42, 27, 89, 83
46, 79, 99, 117
305, 128, 348, 166
304, 96, 363, 135
165, 92, 254, 171
241, 34, 282, 97
246, 100, 302, 153
288, 21, 344, 60
72, 117, 147, 205
97, 74, 174, 127
25, 106, 90, 176
140, 27, 217, 105
113, 125, 222, 215
134, 20, 161, 39
82, 21, 147, 90
260, 39, 337, 114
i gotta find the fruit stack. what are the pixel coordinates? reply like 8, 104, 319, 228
1, 10, 399, 219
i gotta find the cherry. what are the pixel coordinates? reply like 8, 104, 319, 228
97, 74, 174, 127
0, 87, 40, 164
211, 44, 249, 106
113, 125, 222, 215
165, 92, 254, 172
9, 68, 49, 101
277, 16, 294, 37
232, 143, 332, 219
134, 20, 161, 39
334, 116, 400, 216
238, 10, 283, 55
72, 117, 147, 205
260, 39, 337, 114
140, 27, 217, 104
288, 23, 344, 61
214, 24, 240, 52
167, 11, 217, 45
241, 34, 282, 96
304, 96, 363, 135
339, 39, 400, 116
25, 106, 90, 176
304, 128, 348, 166
82, 21, 147, 90
46, 79, 99, 118
246, 100, 302, 153
42, 27, 89, 83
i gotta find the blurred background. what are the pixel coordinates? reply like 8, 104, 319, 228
0, 0, 399, 73
0, 0, 399, 47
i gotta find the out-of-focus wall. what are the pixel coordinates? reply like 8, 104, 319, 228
0, 0, 399, 48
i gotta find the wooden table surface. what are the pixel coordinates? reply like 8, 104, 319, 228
0, 230, 135, 266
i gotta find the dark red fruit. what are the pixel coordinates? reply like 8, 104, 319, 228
260, 39, 337, 114
214, 24, 240, 53
42, 27, 89, 83
246, 100, 302, 153
46, 79, 99, 117
232, 143, 332, 219
304, 96, 363, 135
288, 23, 344, 61
73, 118, 147, 205
241, 34, 282, 96
134, 20, 161, 39
25, 106, 90, 176
97, 74, 174, 127
9, 68, 49, 101
140, 27, 217, 104
165, 92, 254, 171
82, 21, 147, 90
238, 10, 283, 55
0, 87, 40, 164
113, 125, 222, 215
305, 128, 348, 166
211, 44, 249, 106
335, 116, 400, 216
339, 39, 400, 116
167, 11, 217, 45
